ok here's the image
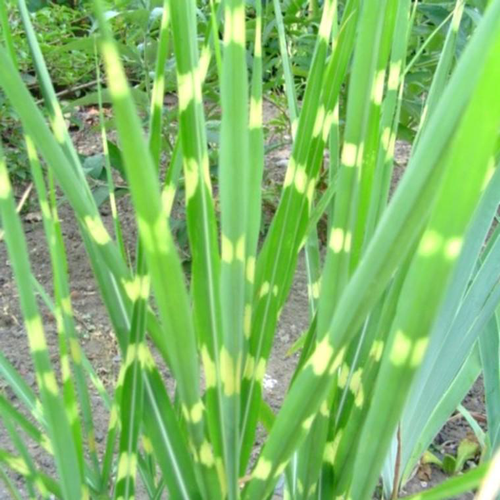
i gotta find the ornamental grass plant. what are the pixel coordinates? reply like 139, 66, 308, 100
0, 0, 500, 499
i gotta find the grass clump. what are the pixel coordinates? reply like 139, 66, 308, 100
0, 0, 500, 499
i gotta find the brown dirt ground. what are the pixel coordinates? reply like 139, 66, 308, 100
0, 106, 486, 499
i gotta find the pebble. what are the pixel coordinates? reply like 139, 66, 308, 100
263, 374, 278, 391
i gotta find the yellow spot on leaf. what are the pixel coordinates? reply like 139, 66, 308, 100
381, 126, 392, 147
329, 228, 345, 253
61, 296, 73, 316
338, 363, 349, 389
244, 355, 255, 379
125, 344, 138, 367
7, 456, 29, 475
190, 401, 205, 424
322, 110, 335, 142
253, 457, 272, 480
138, 343, 151, 367
369, 340, 384, 362
350, 369, 364, 407
25, 316, 47, 352
411, 337, 429, 367
283, 158, 296, 188
50, 114, 68, 144
318, 0, 335, 39
249, 97, 263, 130
109, 405, 119, 429
329, 347, 346, 374
255, 357, 266, 381
259, 282, 270, 298
388, 61, 400, 91
344, 231, 352, 252
117, 452, 137, 481
122, 275, 150, 302
0, 168, 12, 199
61, 354, 70, 380
177, 69, 201, 112
311, 280, 321, 300
41, 434, 53, 454
313, 106, 326, 138
419, 230, 443, 257
142, 435, 153, 454
84, 215, 111, 245
162, 184, 176, 215
81, 485, 90, 500
199, 440, 215, 467
320, 400, 330, 417
43, 372, 59, 396
216, 458, 227, 496
444, 237, 462, 260
88, 429, 97, 454
116, 364, 126, 388
246, 257, 256, 284
324, 431, 342, 465
34, 477, 49, 497
221, 234, 234, 263
294, 164, 307, 194
235, 235, 246, 262
297, 479, 304, 494
307, 337, 333, 375
390, 330, 412, 366
201, 345, 217, 389
202, 152, 212, 191
184, 158, 199, 202
350, 368, 362, 393
308, 483, 317, 496
199, 45, 211, 83
302, 414, 315, 430
225, 4, 246, 47
342, 143, 358, 168
372, 69, 386, 106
